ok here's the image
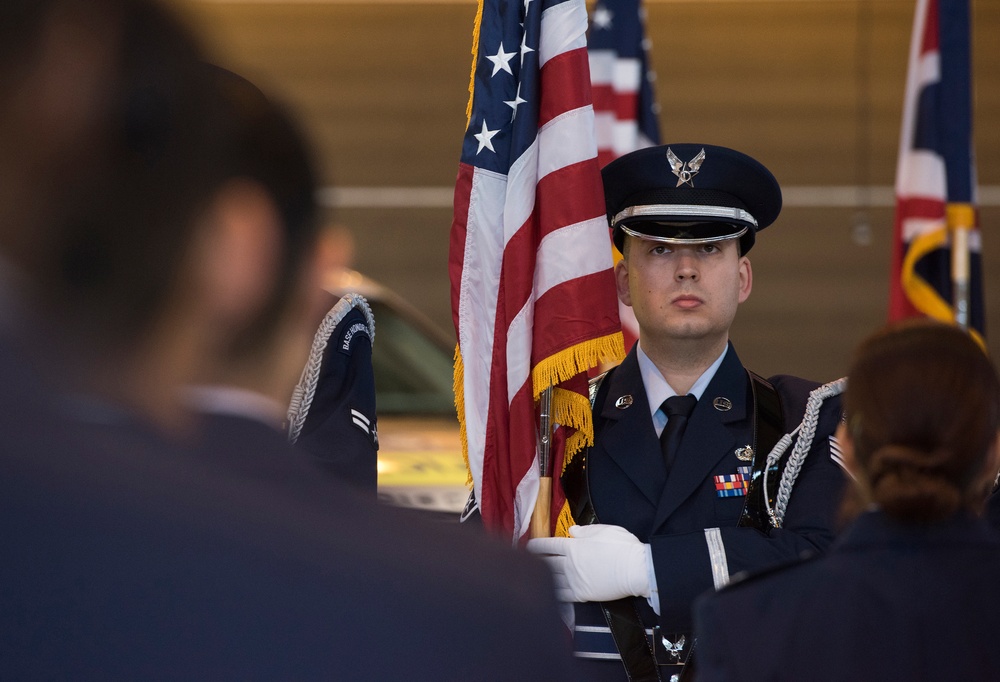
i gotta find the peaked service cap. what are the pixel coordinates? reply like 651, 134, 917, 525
602, 143, 782, 254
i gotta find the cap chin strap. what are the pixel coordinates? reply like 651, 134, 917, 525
612, 203, 758, 230
619, 223, 748, 245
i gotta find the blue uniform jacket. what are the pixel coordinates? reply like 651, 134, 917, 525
0, 331, 576, 681
577, 343, 846, 651
694, 510, 1000, 681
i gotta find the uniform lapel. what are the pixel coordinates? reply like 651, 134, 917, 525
652, 345, 752, 530
595, 350, 666, 506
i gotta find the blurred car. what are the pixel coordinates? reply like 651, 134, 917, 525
322, 268, 468, 518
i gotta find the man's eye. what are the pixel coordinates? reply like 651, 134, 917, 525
701, 244, 718, 253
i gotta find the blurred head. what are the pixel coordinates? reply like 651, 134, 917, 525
189, 67, 323, 403
0, 0, 297, 430
840, 320, 1000, 524
0, 0, 229, 351
202, 66, 320, 365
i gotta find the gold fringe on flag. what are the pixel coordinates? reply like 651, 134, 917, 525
554, 500, 575, 538
454, 333, 624, 489
531, 332, 624, 402
453, 347, 474, 487
550, 386, 594, 469
533, 332, 624, 468
465, 0, 485, 126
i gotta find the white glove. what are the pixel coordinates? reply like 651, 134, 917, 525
526, 524, 652, 603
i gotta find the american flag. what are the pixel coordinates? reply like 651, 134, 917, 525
450, 0, 625, 541
889, 0, 984, 338
588, 0, 661, 351
588, 0, 660, 168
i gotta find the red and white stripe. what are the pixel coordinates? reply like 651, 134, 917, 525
451, 0, 619, 542
590, 48, 651, 169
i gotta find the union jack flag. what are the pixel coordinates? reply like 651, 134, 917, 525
450, 0, 625, 541
889, 0, 984, 338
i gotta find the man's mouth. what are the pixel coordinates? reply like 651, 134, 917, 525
671, 294, 703, 309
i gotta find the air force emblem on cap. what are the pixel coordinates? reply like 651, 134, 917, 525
667, 147, 706, 187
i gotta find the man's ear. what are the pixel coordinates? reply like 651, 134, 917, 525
193, 179, 284, 330
737, 255, 753, 304
614, 257, 631, 306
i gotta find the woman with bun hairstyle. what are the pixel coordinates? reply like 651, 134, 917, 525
693, 320, 1000, 682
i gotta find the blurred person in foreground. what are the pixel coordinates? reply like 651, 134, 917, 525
694, 319, 1000, 681
0, 2, 574, 679
182, 66, 378, 491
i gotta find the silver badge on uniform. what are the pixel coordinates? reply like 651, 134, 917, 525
667, 147, 706, 188
713, 397, 732, 412
735, 445, 754, 462
615, 395, 633, 409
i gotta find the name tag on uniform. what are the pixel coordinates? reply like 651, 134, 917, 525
714, 466, 751, 497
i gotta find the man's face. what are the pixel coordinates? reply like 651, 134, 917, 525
614, 235, 752, 346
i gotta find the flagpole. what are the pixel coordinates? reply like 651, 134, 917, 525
950, 204, 974, 329
530, 385, 553, 538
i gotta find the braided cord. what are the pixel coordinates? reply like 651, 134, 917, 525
286, 293, 375, 443
764, 377, 847, 527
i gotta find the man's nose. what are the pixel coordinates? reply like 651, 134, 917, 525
675, 251, 699, 280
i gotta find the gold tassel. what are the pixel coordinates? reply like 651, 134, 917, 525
551, 387, 593, 432
534, 335, 623, 471
465, 0, 485, 126
554, 500, 575, 538
530, 333, 625, 400
453, 347, 473, 487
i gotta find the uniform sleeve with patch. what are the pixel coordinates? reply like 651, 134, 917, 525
287, 294, 378, 491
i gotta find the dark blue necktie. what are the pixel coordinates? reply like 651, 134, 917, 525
659, 394, 698, 472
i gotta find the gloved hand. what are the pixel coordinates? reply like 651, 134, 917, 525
526, 524, 652, 603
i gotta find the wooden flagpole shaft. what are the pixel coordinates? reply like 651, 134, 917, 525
530, 476, 552, 538
530, 386, 554, 538
951, 222, 970, 329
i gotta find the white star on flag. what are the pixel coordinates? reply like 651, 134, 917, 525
504, 83, 527, 119
520, 31, 535, 66
474, 119, 500, 154
592, 6, 613, 30
486, 43, 517, 77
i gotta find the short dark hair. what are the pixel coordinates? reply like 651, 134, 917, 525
845, 320, 1000, 523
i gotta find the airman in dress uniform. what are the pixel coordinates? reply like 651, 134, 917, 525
528, 143, 849, 681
